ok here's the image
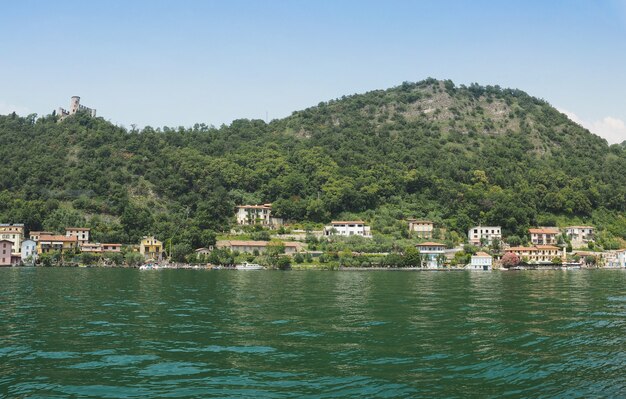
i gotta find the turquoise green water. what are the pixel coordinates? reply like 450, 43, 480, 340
1, 268, 625, 398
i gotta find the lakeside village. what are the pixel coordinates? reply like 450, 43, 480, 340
1, 203, 625, 271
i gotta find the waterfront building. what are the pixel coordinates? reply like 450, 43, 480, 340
416, 242, 446, 268
505, 245, 564, 264
618, 250, 626, 268
0, 240, 12, 266
36, 235, 78, 254
11, 254, 21, 266
20, 239, 37, 265
140, 236, 163, 261
468, 252, 493, 270
467, 226, 501, 246
529, 227, 560, 245
82, 243, 122, 253
102, 244, 122, 253
572, 250, 604, 266
565, 225, 595, 248
324, 221, 372, 238
0, 223, 25, 255
216, 240, 304, 255
66, 227, 90, 246
80, 243, 102, 253
235, 204, 283, 227
407, 219, 434, 239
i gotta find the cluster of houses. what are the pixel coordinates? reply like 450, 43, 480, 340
0, 223, 168, 266
0, 224, 106, 266
230, 205, 626, 270
2, 203, 624, 270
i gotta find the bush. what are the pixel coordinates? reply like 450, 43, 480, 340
125, 252, 144, 267
276, 256, 291, 270
501, 252, 520, 268
104, 252, 124, 266
79, 252, 98, 265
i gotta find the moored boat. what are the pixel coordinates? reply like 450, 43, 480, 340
235, 262, 264, 270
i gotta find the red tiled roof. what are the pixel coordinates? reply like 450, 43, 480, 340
66, 227, 91, 231
416, 242, 445, 247
529, 228, 559, 234
536, 245, 560, 250
474, 252, 492, 257
38, 235, 78, 242
330, 221, 366, 224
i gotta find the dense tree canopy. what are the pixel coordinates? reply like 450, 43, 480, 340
1, 79, 625, 249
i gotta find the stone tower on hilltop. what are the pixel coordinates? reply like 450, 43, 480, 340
57, 96, 96, 119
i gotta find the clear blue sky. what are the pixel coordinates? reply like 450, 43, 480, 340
1, 0, 625, 143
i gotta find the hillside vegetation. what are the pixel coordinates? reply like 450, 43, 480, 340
1, 79, 625, 250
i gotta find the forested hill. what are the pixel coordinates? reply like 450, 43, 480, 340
1, 78, 625, 249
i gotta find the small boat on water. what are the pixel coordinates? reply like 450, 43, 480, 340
139, 263, 160, 270
235, 262, 264, 270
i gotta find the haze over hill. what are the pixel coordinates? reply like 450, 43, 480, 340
1, 79, 625, 251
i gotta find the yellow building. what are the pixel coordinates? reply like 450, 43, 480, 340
140, 236, 163, 261
36, 235, 78, 254
505, 245, 564, 264
0, 223, 25, 255
408, 219, 434, 239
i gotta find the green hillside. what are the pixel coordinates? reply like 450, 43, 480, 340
1, 79, 625, 250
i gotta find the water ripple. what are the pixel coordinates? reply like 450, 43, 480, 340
1, 268, 625, 398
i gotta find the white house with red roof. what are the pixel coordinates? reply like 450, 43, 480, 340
469, 251, 493, 270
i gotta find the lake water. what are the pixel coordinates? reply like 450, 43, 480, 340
1, 268, 625, 398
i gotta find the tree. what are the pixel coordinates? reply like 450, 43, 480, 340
436, 254, 447, 268
38, 252, 53, 267
506, 236, 522, 247
171, 243, 192, 263
464, 244, 479, 255
490, 238, 502, 252
551, 256, 562, 265
403, 247, 421, 267
501, 252, 520, 268
584, 255, 597, 266
266, 241, 285, 257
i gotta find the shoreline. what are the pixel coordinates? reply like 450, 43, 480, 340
3, 265, 621, 271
